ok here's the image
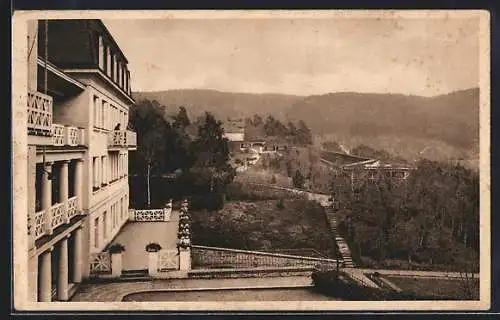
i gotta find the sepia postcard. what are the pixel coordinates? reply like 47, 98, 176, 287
11, 10, 491, 312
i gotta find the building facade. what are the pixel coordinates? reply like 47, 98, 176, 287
26, 19, 136, 302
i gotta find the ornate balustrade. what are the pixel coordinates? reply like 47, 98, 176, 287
50, 202, 66, 229
108, 130, 137, 148
65, 126, 85, 146
51, 124, 65, 146
52, 125, 85, 146
129, 207, 172, 222
157, 249, 180, 271
29, 197, 81, 240
89, 252, 112, 275
27, 91, 53, 135
33, 210, 46, 240
67, 196, 78, 219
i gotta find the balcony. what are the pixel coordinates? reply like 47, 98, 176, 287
27, 91, 53, 136
28, 91, 86, 146
108, 130, 137, 149
51, 124, 85, 146
30, 196, 81, 241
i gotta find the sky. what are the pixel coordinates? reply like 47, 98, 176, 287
103, 15, 480, 97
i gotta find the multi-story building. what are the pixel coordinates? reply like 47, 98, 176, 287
26, 19, 136, 302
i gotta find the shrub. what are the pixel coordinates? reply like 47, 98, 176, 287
189, 193, 225, 211
276, 198, 285, 210
145, 242, 162, 252
108, 243, 126, 254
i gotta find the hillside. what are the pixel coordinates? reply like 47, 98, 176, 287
132, 89, 302, 121
133, 88, 479, 164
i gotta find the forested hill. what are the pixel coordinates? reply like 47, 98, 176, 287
133, 88, 479, 163
132, 89, 302, 121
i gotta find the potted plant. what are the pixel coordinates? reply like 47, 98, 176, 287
145, 242, 162, 252
177, 236, 192, 271
108, 243, 125, 278
146, 242, 163, 277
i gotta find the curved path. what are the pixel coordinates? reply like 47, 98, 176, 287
71, 276, 312, 302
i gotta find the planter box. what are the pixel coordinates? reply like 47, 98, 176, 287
148, 251, 159, 276
179, 248, 191, 271
111, 253, 123, 278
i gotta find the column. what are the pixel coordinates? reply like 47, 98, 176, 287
38, 247, 53, 302
42, 162, 53, 235
60, 161, 69, 223
74, 159, 83, 211
57, 236, 69, 301
73, 227, 83, 283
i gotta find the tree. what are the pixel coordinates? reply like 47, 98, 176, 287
173, 106, 191, 128
292, 169, 305, 189
296, 120, 313, 145
190, 112, 234, 193
129, 99, 169, 208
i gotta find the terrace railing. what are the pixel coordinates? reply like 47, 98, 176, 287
191, 245, 342, 269
89, 252, 112, 275
129, 206, 172, 222
29, 198, 82, 241
157, 249, 180, 271
108, 130, 137, 148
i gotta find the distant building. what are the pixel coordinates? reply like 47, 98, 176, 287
320, 151, 414, 188
222, 117, 245, 153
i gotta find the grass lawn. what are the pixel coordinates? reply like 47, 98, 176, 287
384, 276, 480, 300
190, 199, 337, 258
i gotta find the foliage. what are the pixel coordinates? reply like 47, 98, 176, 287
292, 169, 305, 189
108, 243, 126, 254
276, 198, 285, 210
332, 159, 479, 271
190, 200, 336, 256
190, 112, 235, 193
145, 242, 163, 252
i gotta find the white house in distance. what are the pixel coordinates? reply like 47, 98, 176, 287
25, 19, 136, 302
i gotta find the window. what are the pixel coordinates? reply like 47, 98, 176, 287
103, 211, 107, 240
94, 218, 99, 248
101, 100, 106, 129
93, 157, 98, 191
93, 96, 99, 127
98, 36, 104, 69
106, 47, 111, 77
101, 156, 106, 186
103, 45, 108, 74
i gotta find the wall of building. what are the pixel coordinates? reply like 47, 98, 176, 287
27, 20, 38, 92
53, 90, 89, 129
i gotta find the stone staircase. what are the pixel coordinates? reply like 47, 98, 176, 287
324, 208, 355, 268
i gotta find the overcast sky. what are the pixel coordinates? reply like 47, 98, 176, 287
103, 16, 479, 97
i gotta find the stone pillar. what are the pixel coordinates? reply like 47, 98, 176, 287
57, 236, 69, 301
74, 159, 83, 211
179, 248, 191, 271
60, 161, 69, 223
38, 247, 53, 302
148, 252, 158, 276
72, 227, 83, 283
111, 253, 123, 278
42, 162, 53, 235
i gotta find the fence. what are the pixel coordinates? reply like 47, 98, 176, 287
129, 205, 172, 222
89, 252, 112, 275
191, 245, 342, 269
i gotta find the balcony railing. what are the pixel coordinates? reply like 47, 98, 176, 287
108, 130, 137, 148
30, 197, 81, 241
28, 91, 86, 146
27, 91, 53, 135
51, 125, 85, 146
